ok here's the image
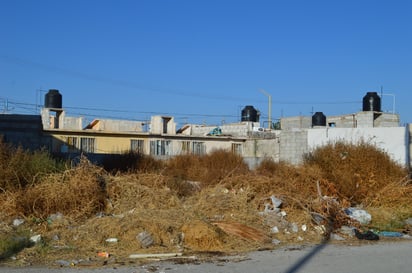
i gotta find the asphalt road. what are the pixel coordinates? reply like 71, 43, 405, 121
1, 241, 411, 273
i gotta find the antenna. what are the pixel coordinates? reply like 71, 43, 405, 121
259, 89, 272, 129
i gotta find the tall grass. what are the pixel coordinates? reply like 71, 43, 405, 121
0, 140, 65, 191
164, 149, 249, 185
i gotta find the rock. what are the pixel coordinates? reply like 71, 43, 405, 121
137, 231, 154, 248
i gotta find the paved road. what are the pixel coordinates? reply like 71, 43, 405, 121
1, 241, 411, 273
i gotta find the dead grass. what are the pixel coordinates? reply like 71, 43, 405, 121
10, 156, 107, 220
303, 141, 408, 205
0, 145, 411, 265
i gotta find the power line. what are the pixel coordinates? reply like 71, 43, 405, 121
1, 55, 361, 105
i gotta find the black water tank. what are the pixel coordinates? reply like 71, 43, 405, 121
45, 89, 62, 109
312, 112, 326, 127
241, 105, 259, 122
362, 92, 381, 112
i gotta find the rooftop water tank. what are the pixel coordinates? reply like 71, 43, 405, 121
44, 89, 62, 109
241, 105, 259, 122
362, 92, 381, 112
312, 112, 326, 127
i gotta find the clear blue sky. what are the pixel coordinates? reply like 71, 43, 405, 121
1, 0, 411, 127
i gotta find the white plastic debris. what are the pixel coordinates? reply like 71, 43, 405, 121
270, 195, 282, 208
344, 207, 372, 225
301, 224, 307, 232
271, 226, 280, 233
291, 223, 299, 233
13, 218, 24, 227
105, 238, 118, 243
30, 234, 42, 244
278, 211, 287, 217
271, 239, 281, 245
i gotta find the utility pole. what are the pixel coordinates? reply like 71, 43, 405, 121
260, 89, 272, 129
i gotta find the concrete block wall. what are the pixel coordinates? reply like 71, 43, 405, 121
278, 129, 308, 165
327, 114, 357, 128
280, 116, 312, 130
307, 127, 408, 166
0, 114, 44, 150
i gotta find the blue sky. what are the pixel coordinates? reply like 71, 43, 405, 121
1, 0, 411, 127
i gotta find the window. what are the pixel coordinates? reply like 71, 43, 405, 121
181, 141, 190, 154
131, 139, 145, 154
150, 140, 171, 156
66, 136, 78, 153
80, 137, 95, 153
232, 143, 242, 155
192, 141, 205, 155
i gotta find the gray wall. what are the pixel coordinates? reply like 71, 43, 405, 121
0, 114, 47, 150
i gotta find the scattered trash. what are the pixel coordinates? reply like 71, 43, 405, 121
314, 225, 326, 234
354, 229, 379, 240
271, 239, 281, 245
12, 218, 24, 227
278, 211, 287, 217
55, 259, 71, 267
330, 233, 345, 241
378, 231, 403, 237
30, 234, 42, 244
128, 253, 182, 259
95, 212, 106, 218
262, 195, 282, 214
48, 212, 63, 222
290, 223, 299, 233
105, 237, 118, 243
137, 231, 154, 248
207, 127, 222, 136
339, 225, 355, 236
270, 195, 282, 209
97, 251, 110, 258
311, 212, 325, 225
344, 207, 371, 225
271, 226, 279, 233
55, 259, 78, 267
301, 224, 307, 232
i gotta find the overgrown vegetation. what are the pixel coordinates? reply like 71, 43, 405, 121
0, 140, 65, 191
0, 141, 411, 266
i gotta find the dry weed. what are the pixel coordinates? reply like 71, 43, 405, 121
13, 157, 107, 220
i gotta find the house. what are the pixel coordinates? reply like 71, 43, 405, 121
0, 90, 410, 169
